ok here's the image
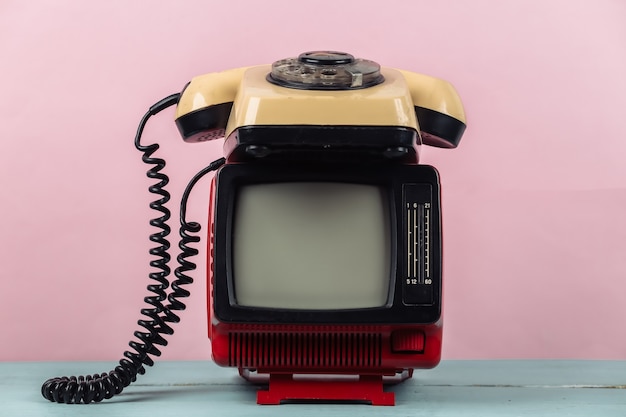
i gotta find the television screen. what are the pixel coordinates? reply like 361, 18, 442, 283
233, 182, 390, 310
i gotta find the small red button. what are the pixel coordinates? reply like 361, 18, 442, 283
391, 330, 425, 353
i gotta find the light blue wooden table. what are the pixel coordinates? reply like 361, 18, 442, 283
1, 361, 624, 416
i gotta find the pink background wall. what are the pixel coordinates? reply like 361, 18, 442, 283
1, 1, 625, 362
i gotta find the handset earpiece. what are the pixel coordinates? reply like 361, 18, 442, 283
399, 70, 467, 148
175, 67, 248, 143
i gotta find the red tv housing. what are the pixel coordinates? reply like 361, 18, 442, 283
205, 158, 445, 406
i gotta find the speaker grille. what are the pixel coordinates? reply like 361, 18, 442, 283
228, 332, 383, 369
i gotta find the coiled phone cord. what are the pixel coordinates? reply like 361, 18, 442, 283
41, 94, 225, 404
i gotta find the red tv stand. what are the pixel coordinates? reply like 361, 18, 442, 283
240, 369, 413, 405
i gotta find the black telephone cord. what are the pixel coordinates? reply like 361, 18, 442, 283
41, 94, 225, 403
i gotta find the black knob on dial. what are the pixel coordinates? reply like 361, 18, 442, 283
298, 51, 355, 66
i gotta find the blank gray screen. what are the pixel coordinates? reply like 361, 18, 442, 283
233, 182, 390, 310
